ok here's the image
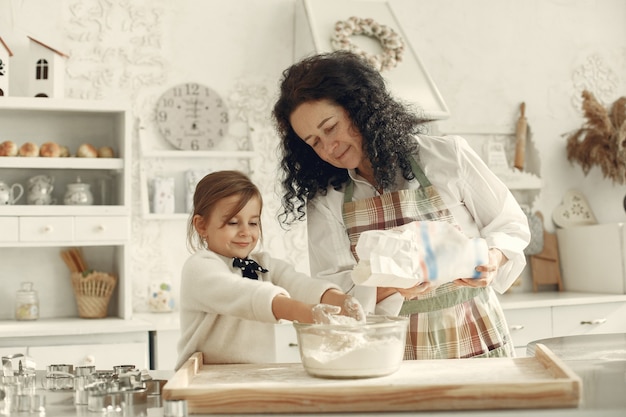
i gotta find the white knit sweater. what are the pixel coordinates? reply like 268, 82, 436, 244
175, 249, 340, 370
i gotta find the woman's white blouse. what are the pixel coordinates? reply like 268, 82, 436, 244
306, 135, 531, 315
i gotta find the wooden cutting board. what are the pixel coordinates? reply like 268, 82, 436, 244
163, 344, 581, 414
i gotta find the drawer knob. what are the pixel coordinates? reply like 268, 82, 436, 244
580, 318, 607, 325
43, 225, 54, 233
97, 225, 106, 232
509, 325, 525, 331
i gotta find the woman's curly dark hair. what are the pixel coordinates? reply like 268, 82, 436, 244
272, 51, 429, 226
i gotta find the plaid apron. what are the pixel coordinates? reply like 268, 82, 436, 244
342, 158, 514, 359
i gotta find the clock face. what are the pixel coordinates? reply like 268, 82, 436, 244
155, 83, 229, 150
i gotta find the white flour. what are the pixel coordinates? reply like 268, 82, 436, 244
300, 331, 403, 378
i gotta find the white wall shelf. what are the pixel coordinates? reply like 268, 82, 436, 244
139, 127, 255, 220
141, 149, 254, 159
0, 97, 133, 323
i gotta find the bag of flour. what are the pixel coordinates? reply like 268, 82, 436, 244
351, 221, 488, 288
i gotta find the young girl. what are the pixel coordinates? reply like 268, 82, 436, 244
175, 170, 363, 369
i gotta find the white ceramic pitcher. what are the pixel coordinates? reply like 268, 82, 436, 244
0, 181, 24, 205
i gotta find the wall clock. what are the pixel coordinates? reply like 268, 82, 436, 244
155, 82, 229, 150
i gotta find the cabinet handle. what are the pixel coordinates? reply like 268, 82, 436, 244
288, 343, 298, 347
580, 318, 607, 325
509, 325, 525, 331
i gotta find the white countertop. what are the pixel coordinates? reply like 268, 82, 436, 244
2, 291, 625, 340
497, 291, 626, 310
0, 317, 153, 339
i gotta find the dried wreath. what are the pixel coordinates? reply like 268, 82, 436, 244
330, 16, 405, 72
566, 90, 626, 184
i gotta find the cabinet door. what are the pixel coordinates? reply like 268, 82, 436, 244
28, 342, 149, 370
503, 307, 552, 348
552, 302, 626, 337
273, 323, 301, 363
19, 217, 73, 242
0, 347, 28, 358
0, 217, 18, 242
153, 329, 180, 371
75, 216, 129, 241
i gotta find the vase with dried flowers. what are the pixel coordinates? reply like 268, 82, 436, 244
565, 90, 626, 184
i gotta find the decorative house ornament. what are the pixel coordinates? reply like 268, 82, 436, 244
565, 90, 626, 184
330, 16, 404, 72
27, 36, 69, 98
0, 36, 13, 96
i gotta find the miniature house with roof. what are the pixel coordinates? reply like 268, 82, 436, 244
27, 36, 69, 98
0, 36, 13, 96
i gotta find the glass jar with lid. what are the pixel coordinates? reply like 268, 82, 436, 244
15, 282, 40, 321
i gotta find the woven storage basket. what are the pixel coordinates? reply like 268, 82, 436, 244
71, 271, 117, 318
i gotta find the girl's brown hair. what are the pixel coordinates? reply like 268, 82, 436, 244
187, 170, 263, 252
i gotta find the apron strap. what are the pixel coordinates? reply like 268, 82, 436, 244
343, 156, 430, 204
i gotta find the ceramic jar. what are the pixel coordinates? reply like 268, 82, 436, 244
26, 174, 55, 205
64, 177, 93, 205
0, 181, 24, 205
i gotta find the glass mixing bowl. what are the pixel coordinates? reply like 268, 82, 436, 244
293, 315, 408, 379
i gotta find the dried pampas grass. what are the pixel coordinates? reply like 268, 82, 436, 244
566, 90, 626, 184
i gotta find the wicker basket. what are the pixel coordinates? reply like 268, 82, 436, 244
71, 271, 117, 318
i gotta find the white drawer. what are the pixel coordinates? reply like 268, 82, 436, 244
154, 329, 180, 371
0, 217, 18, 242
19, 217, 73, 242
0, 347, 28, 358
28, 342, 148, 370
552, 302, 626, 337
273, 323, 301, 363
503, 307, 552, 348
75, 216, 129, 241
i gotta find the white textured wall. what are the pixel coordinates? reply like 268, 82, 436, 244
1, 0, 624, 309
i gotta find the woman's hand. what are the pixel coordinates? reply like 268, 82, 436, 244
377, 282, 433, 302
318, 290, 366, 323
396, 282, 433, 300
454, 248, 507, 288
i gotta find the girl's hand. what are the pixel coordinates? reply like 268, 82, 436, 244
454, 248, 507, 288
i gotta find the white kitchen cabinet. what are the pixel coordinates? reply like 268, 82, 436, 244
0, 347, 27, 358
503, 306, 552, 356
552, 302, 626, 338
152, 329, 180, 371
138, 293, 626, 368
0, 97, 132, 326
499, 292, 626, 356
274, 322, 301, 363
0, 217, 18, 241
28, 341, 148, 370
0, 318, 151, 370
137, 313, 301, 369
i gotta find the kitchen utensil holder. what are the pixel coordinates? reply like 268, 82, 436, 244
71, 271, 117, 318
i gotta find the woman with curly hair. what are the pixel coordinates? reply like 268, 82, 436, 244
272, 51, 530, 359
